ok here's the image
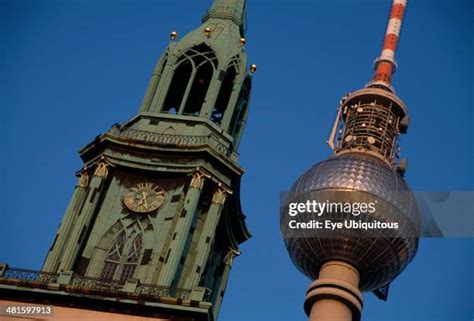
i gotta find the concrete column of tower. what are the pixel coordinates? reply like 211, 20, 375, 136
184, 187, 227, 289
304, 261, 363, 321
157, 171, 207, 287
58, 162, 109, 272
43, 170, 90, 272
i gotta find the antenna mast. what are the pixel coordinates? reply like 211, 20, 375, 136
368, 0, 407, 91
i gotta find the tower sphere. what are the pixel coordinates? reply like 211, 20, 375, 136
282, 153, 420, 291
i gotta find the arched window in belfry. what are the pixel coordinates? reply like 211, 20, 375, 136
229, 77, 251, 138
162, 57, 192, 114
99, 221, 143, 283
182, 44, 217, 115
162, 44, 217, 116
211, 57, 239, 125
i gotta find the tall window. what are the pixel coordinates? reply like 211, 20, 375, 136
100, 225, 143, 283
162, 44, 217, 116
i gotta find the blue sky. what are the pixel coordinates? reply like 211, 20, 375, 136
1, 0, 472, 320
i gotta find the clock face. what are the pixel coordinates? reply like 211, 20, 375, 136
123, 182, 165, 213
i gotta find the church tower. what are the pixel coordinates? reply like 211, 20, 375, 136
4, 1, 254, 320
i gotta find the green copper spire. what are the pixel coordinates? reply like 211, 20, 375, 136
139, 0, 252, 151
203, 0, 246, 34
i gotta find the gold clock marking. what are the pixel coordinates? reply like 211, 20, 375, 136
124, 182, 165, 213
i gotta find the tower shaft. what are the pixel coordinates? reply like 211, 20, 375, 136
305, 261, 362, 321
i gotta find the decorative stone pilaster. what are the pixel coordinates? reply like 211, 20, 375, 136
212, 248, 240, 320
184, 186, 229, 289
157, 170, 208, 286
77, 170, 89, 188
189, 171, 207, 190
94, 161, 109, 178
212, 187, 227, 205
42, 167, 90, 272
58, 160, 110, 272
223, 248, 240, 266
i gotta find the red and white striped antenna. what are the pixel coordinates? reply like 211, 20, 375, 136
367, 0, 407, 91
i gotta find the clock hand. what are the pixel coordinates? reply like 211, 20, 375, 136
141, 191, 149, 210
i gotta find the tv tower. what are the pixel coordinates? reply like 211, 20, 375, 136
282, 1, 420, 321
